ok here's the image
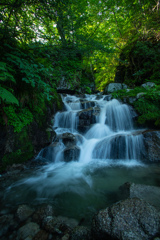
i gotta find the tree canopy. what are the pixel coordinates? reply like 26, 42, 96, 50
0, 0, 160, 131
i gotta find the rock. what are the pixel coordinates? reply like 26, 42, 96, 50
32, 204, 55, 224
70, 226, 91, 240
96, 93, 103, 100
141, 82, 155, 89
92, 198, 160, 240
120, 182, 160, 211
80, 101, 96, 109
7, 164, 26, 173
33, 230, 49, 240
136, 92, 146, 99
104, 83, 128, 93
142, 130, 160, 162
43, 216, 78, 235
16, 204, 34, 222
103, 95, 112, 101
59, 133, 76, 147
63, 146, 80, 162
37, 142, 63, 162
78, 107, 100, 132
17, 222, 40, 240
0, 214, 17, 237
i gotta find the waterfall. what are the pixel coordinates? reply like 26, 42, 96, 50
3, 93, 149, 225
52, 94, 144, 163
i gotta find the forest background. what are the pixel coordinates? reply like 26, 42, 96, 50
0, 0, 160, 169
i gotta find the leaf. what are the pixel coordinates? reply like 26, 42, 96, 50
0, 86, 19, 105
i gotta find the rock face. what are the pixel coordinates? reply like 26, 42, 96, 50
92, 198, 160, 240
120, 182, 160, 211
104, 83, 128, 94
142, 130, 160, 162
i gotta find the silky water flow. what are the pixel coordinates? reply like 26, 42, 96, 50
3, 94, 160, 225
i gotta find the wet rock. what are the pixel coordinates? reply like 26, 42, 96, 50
37, 142, 63, 162
33, 229, 49, 240
92, 198, 160, 240
78, 107, 100, 133
16, 204, 34, 222
96, 92, 103, 100
79, 107, 95, 120
59, 133, 76, 147
120, 182, 160, 211
43, 216, 78, 235
80, 101, 96, 109
17, 222, 40, 240
70, 226, 91, 240
63, 146, 80, 162
142, 130, 160, 162
141, 82, 155, 89
32, 204, 55, 224
104, 95, 112, 101
0, 214, 17, 237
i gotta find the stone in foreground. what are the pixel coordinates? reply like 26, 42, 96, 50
92, 198, 160, 240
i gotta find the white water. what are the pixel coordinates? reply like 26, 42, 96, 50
4, 93, 158, 225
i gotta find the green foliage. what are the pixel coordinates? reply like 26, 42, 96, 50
3, 106, 33, 132
85, 86, 92, 94
0, 86, 19, 105
112, 85, 160, 127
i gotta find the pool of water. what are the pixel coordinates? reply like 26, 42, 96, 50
2, 160, 160, 226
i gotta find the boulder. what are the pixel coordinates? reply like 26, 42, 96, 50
141, 82, 155, 89
104, 83, 128, 94
63, 146, 80, 162
142, 130, 160, 162
32, 204, 55, 224
92, 198, 160, 240
59, 132, 76, 147
70, 226, 91, 240
16, 204, 34, 222
17, 222, 40, 240
42, 216, 78, 235
120, 182, 160, 211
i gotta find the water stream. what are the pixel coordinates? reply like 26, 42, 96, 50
2, 94, 160, 225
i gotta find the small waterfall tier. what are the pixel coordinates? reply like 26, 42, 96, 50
38, 94, 144, 163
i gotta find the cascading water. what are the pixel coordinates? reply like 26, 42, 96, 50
2, 94, 160, 225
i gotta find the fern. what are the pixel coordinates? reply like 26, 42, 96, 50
0, 86, 19, 105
